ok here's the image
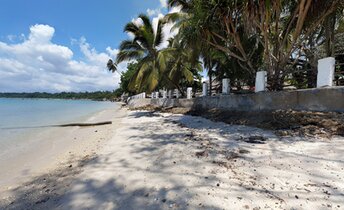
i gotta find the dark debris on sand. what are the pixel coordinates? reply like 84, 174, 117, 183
187, 109, 344, 138
129, 104, 344, 138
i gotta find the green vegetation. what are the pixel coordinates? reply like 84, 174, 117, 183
0, 91, 117, 101
109, 0, 344, 94
111, 62, 140, 97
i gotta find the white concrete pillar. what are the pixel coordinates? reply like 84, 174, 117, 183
202, 82, 208, 96
187, 87, 192, 99
222, 78, 230, 94
168, 90, 172, 99
175, 89, 180, 99
317, 57, 335, 88
255, 71, 267, 93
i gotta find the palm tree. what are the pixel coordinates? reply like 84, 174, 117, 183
166, 0, 215, 95
166, 0, 262, 94
106, 59, 117, 73
160, 37, 202, 95
113, 14, 167, 92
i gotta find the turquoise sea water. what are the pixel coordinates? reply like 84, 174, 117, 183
0, 98, 115, 150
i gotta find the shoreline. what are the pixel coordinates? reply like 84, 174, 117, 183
0, 103, 124, 197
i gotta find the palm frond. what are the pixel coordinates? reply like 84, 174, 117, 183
116, 50, 144, 63
154, 19, 165, 47
124, 22, 140, 35
168, 0, 191, 12
138, 14, 154, 34
119, 40, 144, 51
182, 66, 194, 82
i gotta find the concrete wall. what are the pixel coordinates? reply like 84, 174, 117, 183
127, 98, 194, 109
193, 87, 344, 112
150, 98, 194, 108
127, 98, 151, 109
128, 87, 344, 112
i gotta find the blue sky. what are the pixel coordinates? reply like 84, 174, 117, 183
0, 0, 169, 92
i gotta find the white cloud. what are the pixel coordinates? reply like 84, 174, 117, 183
131, 18, 143, 27
106, 47, 119, 58
7, 35, 16, 42
6, 33, 26, 43
160, 0, 168, 8
28, 24, 55, 44
130, 13, 175, 49
147, 8, 160, 17
145, 3, 182, 49
0, 24, 125, 92
169, 5, 182, 14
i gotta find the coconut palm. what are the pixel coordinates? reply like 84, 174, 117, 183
160, 37, 202, 95
166, 0, 215, 95
166, 0, 263, 94
113, 14, 167, 92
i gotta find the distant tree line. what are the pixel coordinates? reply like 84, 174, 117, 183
0, 91, 118, 101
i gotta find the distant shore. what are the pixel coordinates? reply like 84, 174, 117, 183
0, 97, 115, 102
0, 91, 118, 101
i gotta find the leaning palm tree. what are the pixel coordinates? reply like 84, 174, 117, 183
107, 59, 117, 73
113, 14, 167, 92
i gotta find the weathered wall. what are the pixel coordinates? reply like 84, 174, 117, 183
128, 87, 344, 112
193, 87, 344, 112
127, 98, 151, 109
127, 98, 194, 109
150, 98, 194, 108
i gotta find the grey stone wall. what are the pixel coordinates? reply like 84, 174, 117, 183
127, 98, 151, 109
128, 87, 344, 112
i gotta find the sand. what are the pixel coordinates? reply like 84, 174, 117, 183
1, 108, 343, 209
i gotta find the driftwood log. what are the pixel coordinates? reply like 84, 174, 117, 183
56, 121, 112, 127
1, 121, 113, 130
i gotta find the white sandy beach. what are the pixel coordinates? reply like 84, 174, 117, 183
1, 108, 344, 209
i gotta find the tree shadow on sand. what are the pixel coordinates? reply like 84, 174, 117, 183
2, 110, 343, 210
0, 151, 223, 210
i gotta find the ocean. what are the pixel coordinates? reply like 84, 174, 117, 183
0, 98, 115, 156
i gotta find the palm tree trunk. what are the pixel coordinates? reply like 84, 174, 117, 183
209, 70, 213, 96
325, 13, 336, 57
